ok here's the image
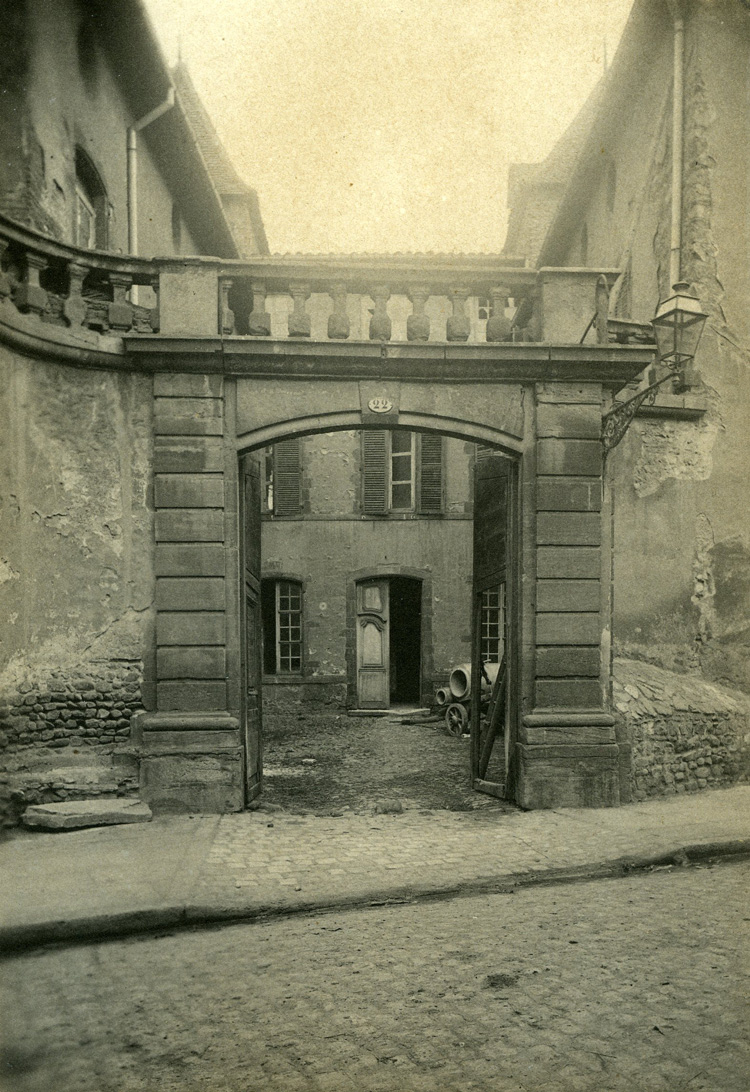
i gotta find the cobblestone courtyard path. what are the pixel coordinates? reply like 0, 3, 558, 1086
2, 861, 748, 1092
261, 709, 510, 814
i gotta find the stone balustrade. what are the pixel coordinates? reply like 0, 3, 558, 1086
215, 253, 537, 342
0, 213, 161, 336
2, 213, 640, 349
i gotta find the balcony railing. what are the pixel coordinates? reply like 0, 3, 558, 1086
0, 213, 161, 336
1, 213, 653, 350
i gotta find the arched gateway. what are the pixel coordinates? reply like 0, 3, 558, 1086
1, 223, 655, 811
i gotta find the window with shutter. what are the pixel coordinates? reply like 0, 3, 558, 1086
418, 434, 444, 514
361, 430, 388, 514
362, 431, 444, 516
273, 437, 301, 516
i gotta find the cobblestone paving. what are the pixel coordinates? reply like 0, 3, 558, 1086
2, 863, 748, 1092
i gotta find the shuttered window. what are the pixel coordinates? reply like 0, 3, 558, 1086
361, 431, 443, 515
417, 433, 444, 514
362, 430, 389, 514
272, 438, 301, 516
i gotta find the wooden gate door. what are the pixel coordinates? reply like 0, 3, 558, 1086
356, 578, 390, 709
240, 453, 263, 803
471, 452, 511, 797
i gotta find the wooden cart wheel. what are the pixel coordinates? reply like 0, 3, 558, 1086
445, 703, 469, 737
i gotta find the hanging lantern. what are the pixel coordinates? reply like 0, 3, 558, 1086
651, 282, 708, 369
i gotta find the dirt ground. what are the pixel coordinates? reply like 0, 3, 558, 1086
260, 707, 514, 815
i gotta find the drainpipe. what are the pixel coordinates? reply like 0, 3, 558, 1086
668, 2, 685, 287
127, 87, 176, 257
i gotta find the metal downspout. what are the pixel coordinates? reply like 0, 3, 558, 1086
127, 87, 176, 257
669, 4, 685, 287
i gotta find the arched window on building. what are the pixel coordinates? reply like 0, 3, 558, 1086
74, 148, 108, 250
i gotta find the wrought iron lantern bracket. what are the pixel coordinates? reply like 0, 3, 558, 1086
601, 360, 678, 453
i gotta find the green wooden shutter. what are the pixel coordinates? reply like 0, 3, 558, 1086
418, 434, 443, 514
273, 438, 301, 515
361, 430, 388, 514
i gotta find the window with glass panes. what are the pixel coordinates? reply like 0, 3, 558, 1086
389, 431, 415, 510
481, 584, 505, 664
262, 579, 303, 674
276, 581, 302, 672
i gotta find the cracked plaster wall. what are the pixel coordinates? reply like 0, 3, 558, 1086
0, 344, 154, 810
573, 3, 750, 693
0, 0, 202, 255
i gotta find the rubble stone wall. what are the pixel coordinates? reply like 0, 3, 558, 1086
0, 346, 154, 825
613, 658, 750, 802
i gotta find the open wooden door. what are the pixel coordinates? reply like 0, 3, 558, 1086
471, 451, 511, 798
240, 453, 263, 803
356, 578, 390, 709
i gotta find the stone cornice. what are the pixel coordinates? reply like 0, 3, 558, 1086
126, 335, 653, 387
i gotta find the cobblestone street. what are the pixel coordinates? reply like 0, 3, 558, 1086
2, 861, 748, 1092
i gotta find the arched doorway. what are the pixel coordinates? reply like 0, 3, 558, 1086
238, 418, 520, 811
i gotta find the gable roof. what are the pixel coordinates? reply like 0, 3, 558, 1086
172, 60, 269, 254
503, 77, 606, 264
503, 0, 674, 267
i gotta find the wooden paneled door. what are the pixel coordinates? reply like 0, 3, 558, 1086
356, 579, 390, 709
471, 451, 513, 798
240, 453, 263, 803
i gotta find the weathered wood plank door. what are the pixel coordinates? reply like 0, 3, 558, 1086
356, 578, 390, 709
471, 451, 511, 797
240, 453, 263, 803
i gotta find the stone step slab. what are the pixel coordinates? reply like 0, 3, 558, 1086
22, 799, 152, 831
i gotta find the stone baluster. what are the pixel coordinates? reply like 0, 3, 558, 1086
369, 284, 391, 341
63, 260, 89, 328
446, 287, 470, 342
407, 284, 431, 342
108, 272, 134, 332
15, 251, 48, 316
0, 241, 12, 303
149, 276, 160, 332
485, 285, 512, 342
287, 281, 311, 337
219, 277, 235, 335
247, 279, 271, 336
327, 283, 350, 339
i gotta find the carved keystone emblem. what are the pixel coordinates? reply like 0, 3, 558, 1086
367, 397, 393, 414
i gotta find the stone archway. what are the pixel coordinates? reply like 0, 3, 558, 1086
136, 361, 644, 813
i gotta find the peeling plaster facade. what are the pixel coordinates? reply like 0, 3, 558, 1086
508, 0, 750, 697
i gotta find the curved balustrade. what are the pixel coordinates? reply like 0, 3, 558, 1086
2, 213, 641, 350
0, 213, 161, 338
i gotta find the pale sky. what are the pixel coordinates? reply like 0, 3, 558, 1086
145, 0, 635, 255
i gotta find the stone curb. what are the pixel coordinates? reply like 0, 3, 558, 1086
2, 839, 748, 956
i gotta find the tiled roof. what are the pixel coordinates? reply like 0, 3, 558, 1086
172, 60, 250, 197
